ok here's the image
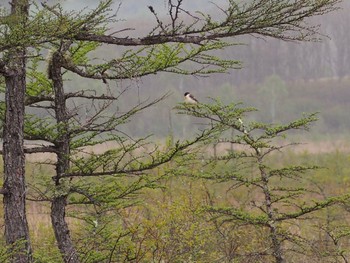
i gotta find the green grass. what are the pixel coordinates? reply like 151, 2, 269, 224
0, 148, 349, 262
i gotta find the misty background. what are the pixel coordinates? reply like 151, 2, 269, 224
1, 0, 349, 140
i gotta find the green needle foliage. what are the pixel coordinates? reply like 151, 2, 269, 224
0, 0, 343, 261
176, 100, 350, 263
20, 27, 222, 261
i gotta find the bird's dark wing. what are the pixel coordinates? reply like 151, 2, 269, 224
189, 94, 198, 102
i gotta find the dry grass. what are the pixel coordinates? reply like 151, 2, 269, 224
24, 139, 350, 165
0, 138, 348, 261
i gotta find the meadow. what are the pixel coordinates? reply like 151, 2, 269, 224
0, 139, 349, 262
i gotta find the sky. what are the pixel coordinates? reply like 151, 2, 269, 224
0, 0, 348, 137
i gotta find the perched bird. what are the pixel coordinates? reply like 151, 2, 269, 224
184, 92, 198, 104
148, 5, 155, 13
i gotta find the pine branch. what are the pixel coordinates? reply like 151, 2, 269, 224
277, 194, 350, 221
56, 127, 215, 179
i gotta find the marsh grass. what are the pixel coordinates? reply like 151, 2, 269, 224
0, 142, 349, 261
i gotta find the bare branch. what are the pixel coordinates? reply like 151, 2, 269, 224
73, 0, 340, 46
24, 146, 57, 154
0, 188, 9, 195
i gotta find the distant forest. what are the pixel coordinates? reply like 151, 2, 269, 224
115, 1, 350, 139
4, 0, 350, 138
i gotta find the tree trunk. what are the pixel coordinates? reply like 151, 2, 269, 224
259, 158, 284, 263
51, 196, 79, 262
3, 1, 32, 262
3, 70, 33, 262
50, 50, 80, 263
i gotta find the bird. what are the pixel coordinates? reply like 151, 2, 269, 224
148, 6, 155, 13
184, 92, 198, 104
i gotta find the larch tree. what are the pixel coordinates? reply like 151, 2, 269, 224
25, 38, 217, 261
0, 1, 32, 262
175, 100, 350, 262
0, 0, 342, 262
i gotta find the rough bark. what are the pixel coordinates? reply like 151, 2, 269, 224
259, 158, 284, 263
3, 67, 33, 262
51, 195, 79, 263
50, 51, 80, 263
2, 0, 33, 262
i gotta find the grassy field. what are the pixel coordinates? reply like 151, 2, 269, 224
1, 140, 350, 262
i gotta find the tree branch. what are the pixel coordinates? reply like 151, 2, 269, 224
24, 146, 57, 154
0, 188, 9, 195
55, 127, 214, 179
